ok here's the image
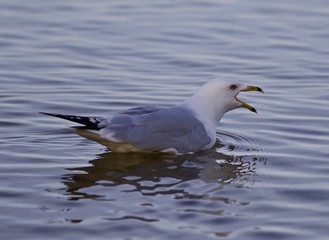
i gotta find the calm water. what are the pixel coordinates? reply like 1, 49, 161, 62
1, 0, 329, 239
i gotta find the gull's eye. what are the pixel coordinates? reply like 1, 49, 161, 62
230, 84, 237, 90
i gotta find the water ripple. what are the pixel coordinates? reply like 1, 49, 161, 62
1, 0, 329, 239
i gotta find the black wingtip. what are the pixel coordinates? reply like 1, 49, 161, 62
40, 112, 69, 119
39, 112, 56, 117
40, 112, 103, 130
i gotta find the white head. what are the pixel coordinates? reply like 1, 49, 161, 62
181, 78, 263, 123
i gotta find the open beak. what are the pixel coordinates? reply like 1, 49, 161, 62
236, 85, 264, 113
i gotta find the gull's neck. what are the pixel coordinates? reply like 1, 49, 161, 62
177, 90, 226, 130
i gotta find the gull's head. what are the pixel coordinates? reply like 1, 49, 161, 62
196, 78, 264, 114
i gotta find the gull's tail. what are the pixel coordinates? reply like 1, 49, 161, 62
40, 112, 104, 130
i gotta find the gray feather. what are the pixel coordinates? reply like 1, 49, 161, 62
100, 107, 211, 153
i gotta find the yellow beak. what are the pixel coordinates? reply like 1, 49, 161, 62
238, 85, 264, 113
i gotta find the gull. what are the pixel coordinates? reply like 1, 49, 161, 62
41, 78, 263, 154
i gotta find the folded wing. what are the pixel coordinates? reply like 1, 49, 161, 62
100, 107, 211, 153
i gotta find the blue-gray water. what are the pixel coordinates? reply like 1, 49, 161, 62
1, 0, 329, 239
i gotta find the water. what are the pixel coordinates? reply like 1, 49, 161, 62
1, 0, 329, 239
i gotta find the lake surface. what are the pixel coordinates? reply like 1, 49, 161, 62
1, 0, 329, 239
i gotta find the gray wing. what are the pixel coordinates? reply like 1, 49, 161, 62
99, 107, 211, 153
115, 106, 163, 116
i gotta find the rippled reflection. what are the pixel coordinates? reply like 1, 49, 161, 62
61, 141, 266, 201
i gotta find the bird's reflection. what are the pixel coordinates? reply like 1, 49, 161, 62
61, 141, 266, 201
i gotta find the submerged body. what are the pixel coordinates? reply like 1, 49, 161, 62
41, 78, 263, 154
